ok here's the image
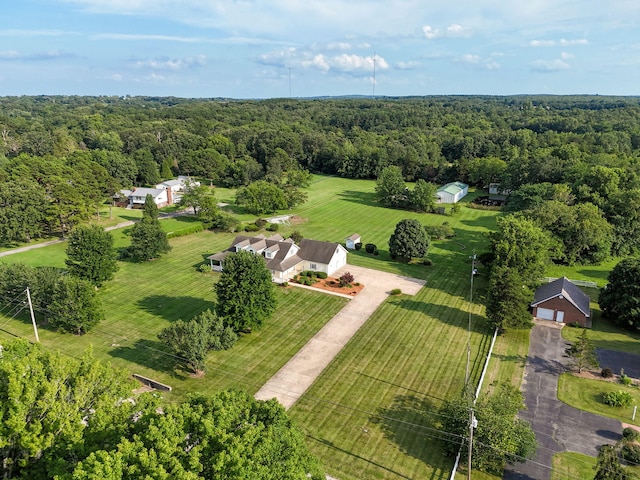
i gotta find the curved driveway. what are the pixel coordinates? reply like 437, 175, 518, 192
504, 322, 622, 480
255, 265, 426, 409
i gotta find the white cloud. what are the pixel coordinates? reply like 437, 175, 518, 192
93, 33, 202, 43
446, 24, 470, 37
0, 50, 20, 59
460, 54, 481, 64
133, 55, 206, 71
457, 53, 500, 70
396, 60, 421, 70
560, 51, 574, 59
560, 38, 588, 46
260, 47, 388, 74
422, 25, 440, 39
530, 39, 556, 47
0, 29, 73, 37
531, 58, 570, 72
326, 42, 352, 51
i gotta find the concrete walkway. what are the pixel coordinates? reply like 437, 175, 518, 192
255, 265, 426, 409
504, 322, 622, 480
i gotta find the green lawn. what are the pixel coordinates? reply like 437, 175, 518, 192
0, 175, 511, 478
557, 373, 640, 427
0, 231, 348, 400
552, 451, 640, 479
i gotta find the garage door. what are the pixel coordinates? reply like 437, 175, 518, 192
536, 307, 555, 320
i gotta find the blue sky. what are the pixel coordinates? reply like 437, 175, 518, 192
2, 0, 639, 98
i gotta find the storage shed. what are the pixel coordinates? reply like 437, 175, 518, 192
345, 233, 361, 250
436, 182, 469, 203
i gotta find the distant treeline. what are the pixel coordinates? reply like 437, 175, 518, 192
1, 95, 640, 257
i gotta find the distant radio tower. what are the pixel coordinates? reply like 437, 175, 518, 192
372, 52, 376, 97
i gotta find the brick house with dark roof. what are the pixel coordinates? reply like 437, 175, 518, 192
208, 234, 348, 283
531, 277, 592, 327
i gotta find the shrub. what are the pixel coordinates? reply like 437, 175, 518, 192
198, 263, 210, 273
317, 271, 328, 279
601, 368, 614, 378
166, 223, 204, 239
244, 223, 260, 232
289, 230, 303, 243
339, 272, 354, 287
255, 218, 267, 228
266, 223, 279, 232
354, 242, 362, 250
620, 374, 633, 386
423, 258, 433, 266
390, 288, 402, 295
365, 243, 377, 254
623, 427, 639, 442
373, 249, 379, 256
601, 390, 634, 407
621, 444, 640, 464
281, 281, 289, 287
424, 223, 455, 240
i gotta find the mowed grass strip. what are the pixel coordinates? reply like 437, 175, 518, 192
558, 373, 640, 427
552, 451, 640, 479
0, 230, 347, 400
289, 250, 495, 480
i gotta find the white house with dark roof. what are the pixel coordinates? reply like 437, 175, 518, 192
208, 234, 348, 283
115, 187, 172, 208
531, 277, 592, 327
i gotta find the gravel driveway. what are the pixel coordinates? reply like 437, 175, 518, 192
503, 322, 622, 480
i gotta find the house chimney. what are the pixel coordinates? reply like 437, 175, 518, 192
166, 187, 173, 205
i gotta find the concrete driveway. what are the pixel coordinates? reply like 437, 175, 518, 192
503, 322, 622, 480
255, 265, 425, 409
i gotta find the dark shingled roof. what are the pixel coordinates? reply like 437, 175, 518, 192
532, 277, 591, 317
298, 238, 340, 264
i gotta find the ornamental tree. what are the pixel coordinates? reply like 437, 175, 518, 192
128, 194, 171, 261
388, 219, 430, 261
215, 250, 276, 332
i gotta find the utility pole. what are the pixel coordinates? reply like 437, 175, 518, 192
465, 250, 477, 385
25, 287, 39, 343
467, 408, 477, 479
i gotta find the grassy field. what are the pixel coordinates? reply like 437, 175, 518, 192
552, 451, 640, 479
557, 373, 640, 427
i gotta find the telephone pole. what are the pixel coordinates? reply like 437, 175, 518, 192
25, 287, 39, 343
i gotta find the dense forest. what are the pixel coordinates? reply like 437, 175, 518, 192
1, 94, 640, 260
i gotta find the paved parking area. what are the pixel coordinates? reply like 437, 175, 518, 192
503, 323, 622, 480
597, 349, 640, 379
254, 265, 425, 409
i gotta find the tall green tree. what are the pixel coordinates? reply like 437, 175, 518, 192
486, 265, 533, 331
594, 445, 628, 480
215, 250, 276, 332
439, 383, 536, 475
65, 224, 118, 286
375, 165, 407, 207
48, 276, 105, 334
0, 339, 134, 480
158, 309, 237, 374
410, 179, 437, 212
388, 219, 430, 261
235, 180, 288, 214
599, 258, 640, 330
65, 391, 324, 480
128, 194, 171, 261
0, 179, 47, 244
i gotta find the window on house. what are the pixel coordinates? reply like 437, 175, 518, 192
310, 263, 317, 270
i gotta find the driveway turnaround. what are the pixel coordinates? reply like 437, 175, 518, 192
503, 322, 622, 480
254, 265, 425, 409
597, 349, 640, 379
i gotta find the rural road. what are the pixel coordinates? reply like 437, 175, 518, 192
503, 322, 622, 480
255, 264, 426, 409
0, 209, 192, 258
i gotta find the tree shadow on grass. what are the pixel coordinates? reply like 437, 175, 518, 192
137, 295, 215, 322
371, 394, 454, 467
337, 190, 379, 207
305, 435, 413, 480
108, 338, 188, 380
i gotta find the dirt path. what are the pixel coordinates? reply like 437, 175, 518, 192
0, 209, 192, 258
254, 265, 426, 409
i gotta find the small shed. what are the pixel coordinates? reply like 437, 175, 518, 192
345, 233, 361, 250
436, 182, 469, 204
531, 277, 591, 327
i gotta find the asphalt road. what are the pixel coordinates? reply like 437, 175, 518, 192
597, 349, 640, 379
503, 322, 622, 480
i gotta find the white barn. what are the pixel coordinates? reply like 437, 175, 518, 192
436, 182, 469, 204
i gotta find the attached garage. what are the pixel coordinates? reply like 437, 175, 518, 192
536, 307, 555, 321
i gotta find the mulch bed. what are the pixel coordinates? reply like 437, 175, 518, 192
294, 277, 364, 296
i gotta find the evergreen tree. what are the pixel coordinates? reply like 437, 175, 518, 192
128, 194, 171, 261
388, 219, 430, 261
565, 329, 599, 373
